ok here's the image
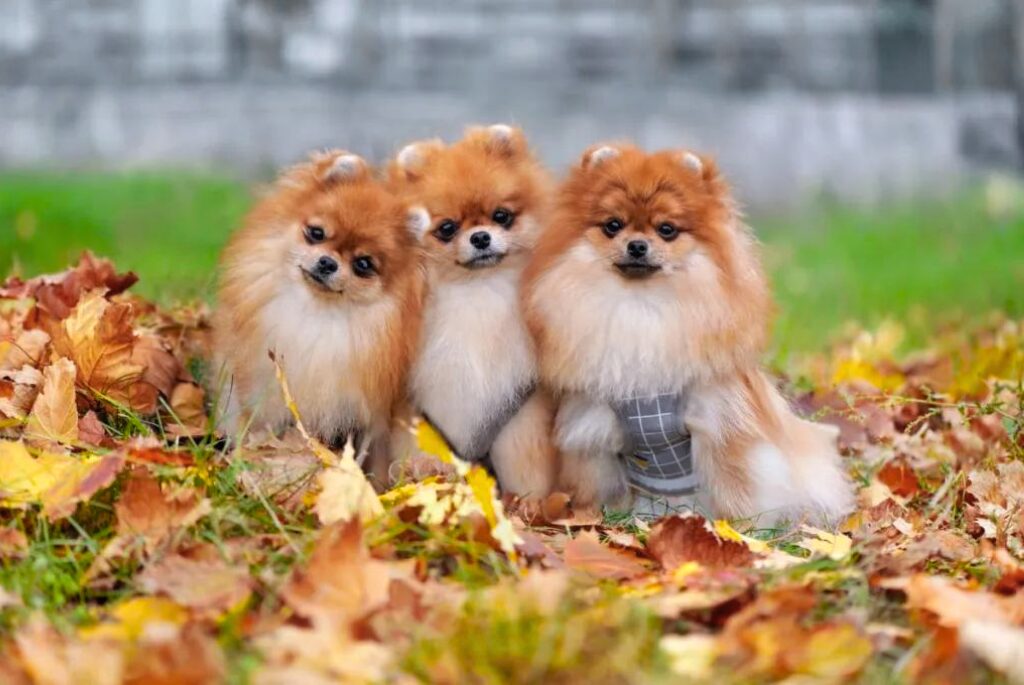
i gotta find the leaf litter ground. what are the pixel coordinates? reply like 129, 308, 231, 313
0, 254, 1022, 684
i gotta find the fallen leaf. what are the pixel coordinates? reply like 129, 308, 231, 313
901, 574, 1024, 627
0, 527, 28, 558
877, 459, 921, 499
564, 530, 649, 580
960, 620, 1024, 684
123, 622, 225, 685
137, 552, 252, 618
24, 358, 78, 445
0, 439, 125, 520
113, 469, 211, 554
81, 596, 188, 643
78, 410, 108, 446
647, 515, 755, 570
14, 615, 124, 685
660, 634, 717, 679
797, 526, 853, 561
281, 519, 395, 626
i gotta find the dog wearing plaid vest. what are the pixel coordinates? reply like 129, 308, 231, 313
522, 143, 853, 525
388, 125, 558, 500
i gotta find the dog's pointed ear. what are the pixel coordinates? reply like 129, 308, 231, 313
276, 149, 367, 188
321, 152, 369, 183
466, 123, 527, 158
405, 205, 431, 240
676, 150, 717, 182
579, 143, 622, 170
679, 151, 703, 176
391, 139, 444, 183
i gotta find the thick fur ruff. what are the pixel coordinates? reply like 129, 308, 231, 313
389, 125, 557, 498
522, 143, 853, 525
213, 150, 424, 479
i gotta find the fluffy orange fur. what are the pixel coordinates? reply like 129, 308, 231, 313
387, 125, 558, 498
213, 150, 424, 481
522, 144, 853, 524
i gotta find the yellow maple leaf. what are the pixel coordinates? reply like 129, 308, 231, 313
80, 597, 188, 642
797, 525, 852, 561
25, 357, 79, 445
0, 439, 124, 520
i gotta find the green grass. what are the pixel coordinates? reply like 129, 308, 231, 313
2, 171, 1023, 352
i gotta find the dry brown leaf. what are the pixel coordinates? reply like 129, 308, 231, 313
877, 459, 921, 499
0, 527, 28, 558
114, 469, 211, 554
50, 290, 146, 410
166, 382, 207, 434
901, 574, 1024, 627
1, 329, 50, 371
0, 365, 42, 420
12, 615, 125, 685
123, 622, 226, 685
78, 410, 108, 446
647, 515, 755, 570
281, 519, 395, 626
25, 358, 78, 445
137, 552, 252, 617
563, 530, 649, 580
41, 452, 125, 521
129, 334, 181, 414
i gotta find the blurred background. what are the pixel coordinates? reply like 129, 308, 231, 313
2, 0, 1023, 354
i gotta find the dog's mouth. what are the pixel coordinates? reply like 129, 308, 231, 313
300, 268, 342, 294
459, 252, 506, 270
614, 261, 662, 279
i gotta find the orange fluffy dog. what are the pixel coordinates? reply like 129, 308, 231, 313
522, 144, 853, 524
213, 150, 425, 479
389, 125, 557, 498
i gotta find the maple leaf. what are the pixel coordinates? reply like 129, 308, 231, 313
563, 530, 649, 580
0, 329, 49, 371
314, 439, 383, 525
78, 410, 108, 446
280, 519, 396, 626
646, 515, 756, 570
0, 439, 125, 520
111, 468, 211, 554
24, 357, 79, 445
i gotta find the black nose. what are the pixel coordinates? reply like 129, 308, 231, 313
315, 256, 338, 275
470, 231, 491, 250
627, 240, 648, 259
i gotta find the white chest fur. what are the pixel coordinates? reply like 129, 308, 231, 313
411, 268, 536, 451
256, 284, 395, 436
534, 243, 722, 399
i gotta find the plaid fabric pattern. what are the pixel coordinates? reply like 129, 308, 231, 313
611, 392, 699, 497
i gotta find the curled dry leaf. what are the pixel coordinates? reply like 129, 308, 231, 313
78, 410, 108, 446
2, 251, 138, 325
647, 515, 756, 570
0, 365, 42, 421
0, 329, 49, 371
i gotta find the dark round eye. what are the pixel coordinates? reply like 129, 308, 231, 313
352, 256, 376, 278
657, 223, 679, 241
602, 218, 624, 237
434, 219, 458, 243
492, 207, 515, 227
305, 225, 326, 244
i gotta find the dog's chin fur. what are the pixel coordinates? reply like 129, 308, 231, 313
212, 150, 424, 481
522, 144, 853, 526
388, 125, 558, 499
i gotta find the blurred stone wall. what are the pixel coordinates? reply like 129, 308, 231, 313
0, 0, 1019, 208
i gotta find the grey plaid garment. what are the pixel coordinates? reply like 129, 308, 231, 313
610, 392, 699, 497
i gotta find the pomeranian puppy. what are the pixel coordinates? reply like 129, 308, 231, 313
522, 143, 853, 524
388, 124, 557, 498
213, 150, 425, 479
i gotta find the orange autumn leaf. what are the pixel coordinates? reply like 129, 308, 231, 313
564, 530, 649, 580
